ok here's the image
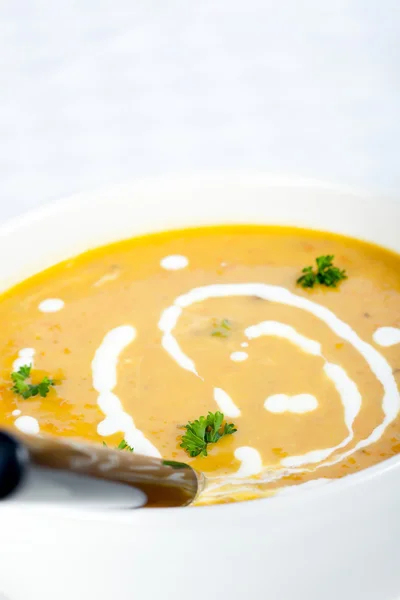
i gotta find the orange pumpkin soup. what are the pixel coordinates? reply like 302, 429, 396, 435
0, 226, 399, 504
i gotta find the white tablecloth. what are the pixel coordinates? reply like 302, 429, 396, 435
0, 1, 399, 220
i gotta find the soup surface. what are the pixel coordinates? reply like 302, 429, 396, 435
0, 226, 400, 505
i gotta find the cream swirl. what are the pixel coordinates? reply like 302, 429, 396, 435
158, 283, 400, 492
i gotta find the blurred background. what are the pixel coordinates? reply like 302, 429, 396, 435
0, 0, 399, 220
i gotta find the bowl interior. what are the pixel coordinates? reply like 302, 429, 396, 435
0, 173, 398, 293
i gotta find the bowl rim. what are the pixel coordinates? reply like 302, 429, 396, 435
0, 170, 381, 239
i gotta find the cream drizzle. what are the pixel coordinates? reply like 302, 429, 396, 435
93, 269, 120, 287
244, 321, 362, 467
373, 326, 400, 347
230, 351, 248, 362
92, 325, 160, 458
15, 415, 40, 435
264, 393, 318, 414
246, 321, 321, 355
38, 298, 64, 313
213, 387, 241, 418
234, 447, 263, 477
158, 282, 400, 490
13, 348, 35, 372
160, 255, 189, 270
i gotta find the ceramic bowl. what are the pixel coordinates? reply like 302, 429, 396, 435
0, 174, 399, 600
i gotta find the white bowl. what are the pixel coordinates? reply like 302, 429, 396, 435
0, 174, 399, 600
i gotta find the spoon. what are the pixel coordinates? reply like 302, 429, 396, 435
0, 429, 205, 508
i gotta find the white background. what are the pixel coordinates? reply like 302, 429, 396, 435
0, 0, 399, 220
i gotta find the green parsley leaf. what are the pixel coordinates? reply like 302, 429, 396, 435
116, 439, 134, 452
297, 265, 316, 288
211, 318, 232, 337
17, 365, 31, 379
297, 255, 347, 289
11, 365, 55, 399
180, 411, 237, 457
162, 459, 188, 469
36, 377, 55, 398
103, 439, 134, 452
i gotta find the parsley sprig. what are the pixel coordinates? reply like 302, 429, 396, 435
211, 318, 232, 337
11, 365, 55, 399
297, 255, 347, 288
180, 411, 237, 457
103, 439, 134, 452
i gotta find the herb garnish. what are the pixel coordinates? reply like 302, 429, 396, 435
297, 255, 347, 288
103, 439, 134, 452
211, 318, 232, 337
162, 459, 188, 469
180, 411, 237, 457
11, 365, 55, 399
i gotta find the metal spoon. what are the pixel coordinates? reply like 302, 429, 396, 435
0, 429, 205, 509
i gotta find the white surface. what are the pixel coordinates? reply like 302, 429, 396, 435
0, 1, 400, 220
0, 176, 399, 600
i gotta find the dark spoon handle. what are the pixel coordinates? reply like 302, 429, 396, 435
0, 430, 204, 508
0, 431, 28, 499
